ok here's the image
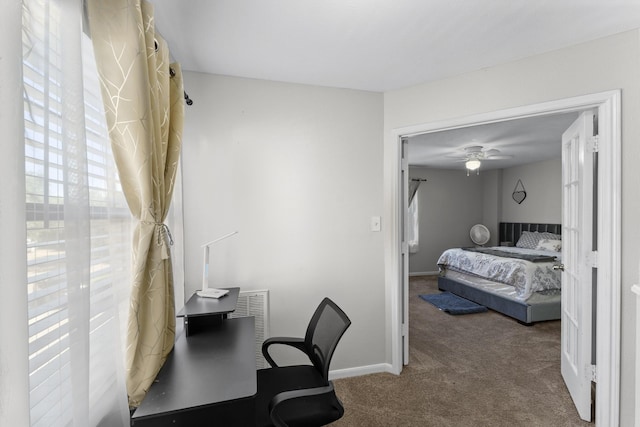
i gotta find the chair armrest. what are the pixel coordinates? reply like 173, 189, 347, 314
268, 382, 337, 427
262, 337, 306, 368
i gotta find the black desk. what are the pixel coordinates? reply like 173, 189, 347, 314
177, 287, 240, 335
131, 317, 256, 426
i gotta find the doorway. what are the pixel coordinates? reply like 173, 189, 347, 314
385, 90, 621, 426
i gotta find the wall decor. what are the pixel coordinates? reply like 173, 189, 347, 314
512, 179, 527, 204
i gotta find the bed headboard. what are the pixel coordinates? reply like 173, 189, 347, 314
499, 222, 562, 246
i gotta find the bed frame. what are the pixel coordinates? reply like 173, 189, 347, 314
437, 222, 562, 325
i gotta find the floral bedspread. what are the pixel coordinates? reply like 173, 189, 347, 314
437, 247, 561, 301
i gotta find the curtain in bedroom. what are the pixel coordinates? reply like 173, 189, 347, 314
408, 180, 420, 203
408, 180, 421, 253
86, 0, 185, 407
408, 194, 419, 253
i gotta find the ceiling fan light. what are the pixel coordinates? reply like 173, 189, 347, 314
465, 159, 481, 170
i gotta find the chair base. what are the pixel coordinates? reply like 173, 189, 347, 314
255, 365, 344, 427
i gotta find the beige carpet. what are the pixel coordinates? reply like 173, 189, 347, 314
331, 276, 591, 427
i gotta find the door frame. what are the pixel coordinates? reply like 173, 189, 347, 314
385, 90, 621, 426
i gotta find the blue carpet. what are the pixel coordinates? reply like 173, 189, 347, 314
419, 292, 488, 315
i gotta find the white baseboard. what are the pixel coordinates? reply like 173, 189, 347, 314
409, 271, 439, 277
329, 363, 393, 380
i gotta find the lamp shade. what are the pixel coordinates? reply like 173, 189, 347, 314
465, 159, 481, 170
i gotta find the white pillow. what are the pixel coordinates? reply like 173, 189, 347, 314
539, 232, 562, 241
536, 239, 562, 252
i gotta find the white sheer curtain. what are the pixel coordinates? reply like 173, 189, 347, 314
21, 0, 131, 425
169, 163, 186, 313
0, 0, 30, 425
408, 193, 420, 253
408, 180, 421, 253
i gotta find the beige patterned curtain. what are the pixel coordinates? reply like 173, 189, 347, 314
86, 0, 184, 407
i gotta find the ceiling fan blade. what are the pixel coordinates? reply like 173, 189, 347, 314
463, 145, 484, 155
485, 154, 513, 160
445, 145, 514, 162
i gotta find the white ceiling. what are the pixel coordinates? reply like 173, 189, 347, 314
150, 0, 639, 169
151, 0, 640, 93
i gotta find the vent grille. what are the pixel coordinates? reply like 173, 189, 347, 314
229, 290, 269, 368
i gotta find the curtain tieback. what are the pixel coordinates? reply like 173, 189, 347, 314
142, 221, 174, 259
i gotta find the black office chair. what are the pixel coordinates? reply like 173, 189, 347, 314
255, 297, 352, 427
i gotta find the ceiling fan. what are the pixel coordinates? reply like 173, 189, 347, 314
448, 145, 513, 174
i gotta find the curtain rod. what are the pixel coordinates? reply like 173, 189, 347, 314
183, 91, 193, 105
169, 66, 193, 106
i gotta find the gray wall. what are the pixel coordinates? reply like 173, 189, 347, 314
385, 30, 640, 424
180, 72, 385, 371
408, 167, 484, 274
482, 169, 502, 246
501, 157, 562, 224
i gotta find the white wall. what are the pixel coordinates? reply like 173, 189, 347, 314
384, 30, 640, 425
180, 73, 385, 370
501, 157, 561, 224
179, 30, 640, 423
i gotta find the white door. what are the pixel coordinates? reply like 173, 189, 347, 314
561, 111, 595, 421
401, 138, 410, 365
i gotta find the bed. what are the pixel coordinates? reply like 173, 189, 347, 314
437, 222, 563, 324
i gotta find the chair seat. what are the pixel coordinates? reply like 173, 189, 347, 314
255, 365, 343, 427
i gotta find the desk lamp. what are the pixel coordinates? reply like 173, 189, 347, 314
201, 231, 238, 295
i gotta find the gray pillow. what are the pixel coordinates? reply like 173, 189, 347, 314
516, 231, 562, 249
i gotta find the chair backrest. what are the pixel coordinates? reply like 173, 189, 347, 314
304, 298, 351, 381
